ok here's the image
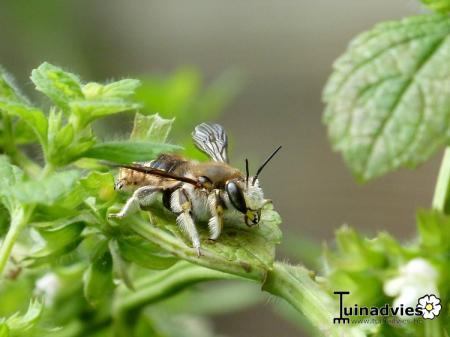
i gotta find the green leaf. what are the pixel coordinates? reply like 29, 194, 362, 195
6, 299, 43, 332
82, 79, 141, 99
118, 236, 178, 270
83, 239, 114, 306
30, 62, 83, 111
421, 0, 450, 13
130, 205, 282, 280
323, 15, 450, 181
81, 141, 181, 163
130, 113, 174, 143
69, 99, 141, 127
25, 220, 85, 266
11, 170, 80, 205
0, 100, 47, 147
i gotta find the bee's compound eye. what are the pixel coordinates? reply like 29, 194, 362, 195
225, 181, 247, 213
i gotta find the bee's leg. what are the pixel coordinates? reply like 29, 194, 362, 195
109, 186, 160, 219
207, 190, 224, 241
171, 188, 202, 256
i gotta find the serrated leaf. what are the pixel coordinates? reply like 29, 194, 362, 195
30, 62, 83, 111
83, 79, 141, 99
11, 170, 80, 205
6, 299, 43, 332
130, 113, 174, 143
81, 141, 181, 163
323, 15, 450, 181
26, 220, 85, 266
83, 240, 114, 306
0, 100, 47, 147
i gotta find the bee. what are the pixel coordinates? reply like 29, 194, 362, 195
109, 123, 281, 256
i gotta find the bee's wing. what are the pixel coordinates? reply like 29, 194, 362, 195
192, 123, 229, 163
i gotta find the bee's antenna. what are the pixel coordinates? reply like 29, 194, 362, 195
252, 146, 282, 185
245, 158, 250, 186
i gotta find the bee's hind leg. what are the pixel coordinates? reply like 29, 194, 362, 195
171, 188, 202, 257
109, 186, 160, 219
207, 190, 224, 241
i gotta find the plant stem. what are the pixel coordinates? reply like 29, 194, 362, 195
432, 147, 450, 213
113, 261, 240, 315
129, 219, 357, 336
0, 163, 53, 276
424, 319, 442, 337
263, 262, 347, 337
0, 207, 28, 275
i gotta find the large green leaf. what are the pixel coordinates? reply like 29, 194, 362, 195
129, 205, 282, 280
81, 141, 181, 163
30, 62, 83, 111
323, 15, 450, 181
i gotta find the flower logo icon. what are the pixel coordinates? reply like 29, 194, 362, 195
417, 294, 442, 319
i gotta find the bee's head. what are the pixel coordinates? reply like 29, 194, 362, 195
225, 178, 267, 226
225, 146, 281, 227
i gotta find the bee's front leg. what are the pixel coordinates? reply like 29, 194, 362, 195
171, 188, 202, 257
207, 190, 224, 241
109, 186, 160, 219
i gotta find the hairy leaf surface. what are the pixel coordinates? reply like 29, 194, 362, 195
324, 15, 450, 181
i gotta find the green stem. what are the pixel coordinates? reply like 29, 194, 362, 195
0, 163, 53, 276
432, 147, 450, 213
263, 262, 348, 337
0, 207, 29, 275
2, 113, 16, 157
113, 261, 240, 315
424, 319, 442, 337
129, 220, 357, 336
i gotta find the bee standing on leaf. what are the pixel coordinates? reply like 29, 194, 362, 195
110, 123, 281, 256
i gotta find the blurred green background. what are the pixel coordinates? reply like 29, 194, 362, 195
0, 1, 441, 336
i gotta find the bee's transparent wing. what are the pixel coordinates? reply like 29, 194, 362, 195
192, 123, 229, 163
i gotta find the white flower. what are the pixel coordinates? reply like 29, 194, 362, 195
35, 273, 61, 306
383, 258, 439, 309
417, 294, 442, 319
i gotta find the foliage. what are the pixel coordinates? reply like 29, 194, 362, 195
0, 63, 343, 337
322, 2, 450, 336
